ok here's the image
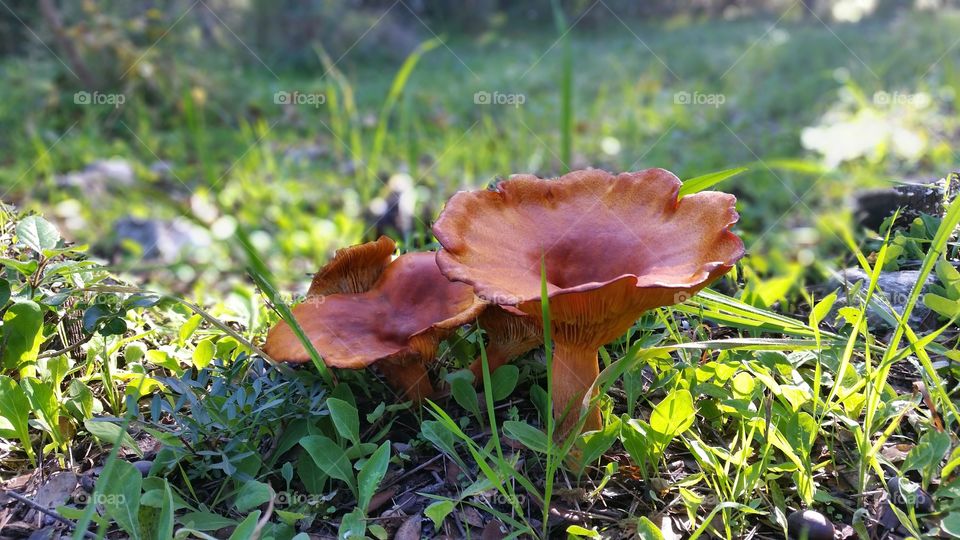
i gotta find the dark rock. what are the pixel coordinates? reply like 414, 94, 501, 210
131, 460, 154, 477
830, 268, 935, 329
887, 477, 934, 513
57, 159, 135, 196
787, 509, 835, 540
854, 173, 960, 231
101, 216, 211, 263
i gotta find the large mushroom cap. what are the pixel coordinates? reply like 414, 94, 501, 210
434, 168, 744, 336
433, 168, 744, 434
264, 251, 484, 367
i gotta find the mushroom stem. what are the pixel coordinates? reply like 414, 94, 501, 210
468, 336, 539, 383
468, 341, 512, 383
378, 359, 435, 402
551, 339, 602, 437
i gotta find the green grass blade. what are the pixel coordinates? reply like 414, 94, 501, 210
551, 0, 573, 170
367, 39, 440, 197
234, 228, 334, 386
679, 166, 748, 198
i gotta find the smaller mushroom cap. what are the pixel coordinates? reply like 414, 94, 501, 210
263, 251, 485, 368
307, 235, 396, 297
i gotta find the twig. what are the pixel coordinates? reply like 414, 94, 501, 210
3, 490, 98, 539
38, 334, 93, 359
381, 453, 444, 490
249, 490, 275, 540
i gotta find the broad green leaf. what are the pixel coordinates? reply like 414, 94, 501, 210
576, 417, 620, 473
300, 435, 355, 495
924, 293, 960, 319
179, 511, 237, 531
942, 513, 960, 538
193, 338, 216, 369
357, 441, 391, 512
636, 516, 666, 540
903, 430, 952, 482
327, 398, 360, 445
810, 291, 838, 327
16, 216, 60, 253
178, 314, 203, 345
649, 389, 695, 439
567, 525, 601, 538
620, 418, 651, 468
234, 480, 271, 512
2, 300, 43, 373
424, 500, 455, 531
502, 421, 548, 453
84, 419, 143, 456
731, 372, 755, 399
0, 375, 33, 462
82, 303, 114, 333
155, 480, 174, 540
490, 365, 519, 401
38, 354, 68, 388
21, 378, 59, 438
227, 510, 261, 540
101, 460, 143, 539
339, 508, 367, 539
0, 257, 39, 276
936, 259, 960, 297
450, 376, 481, 421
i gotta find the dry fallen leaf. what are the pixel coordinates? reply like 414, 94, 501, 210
394, 514, 422, 540
368, 486, 397, 514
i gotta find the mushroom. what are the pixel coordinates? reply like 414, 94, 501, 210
468, 305, 542, 383
263, 237, 486, 401
433, 168, 744, 435
306, 234, 396, 296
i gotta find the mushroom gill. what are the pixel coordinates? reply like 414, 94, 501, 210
469, 305, 542, 383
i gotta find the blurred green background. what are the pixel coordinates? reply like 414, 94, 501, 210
2, 0, 958, 298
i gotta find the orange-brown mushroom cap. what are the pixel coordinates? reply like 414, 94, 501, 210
306, 235, 396, 297
263, 245, 486, 401
433, 168, 744, 434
